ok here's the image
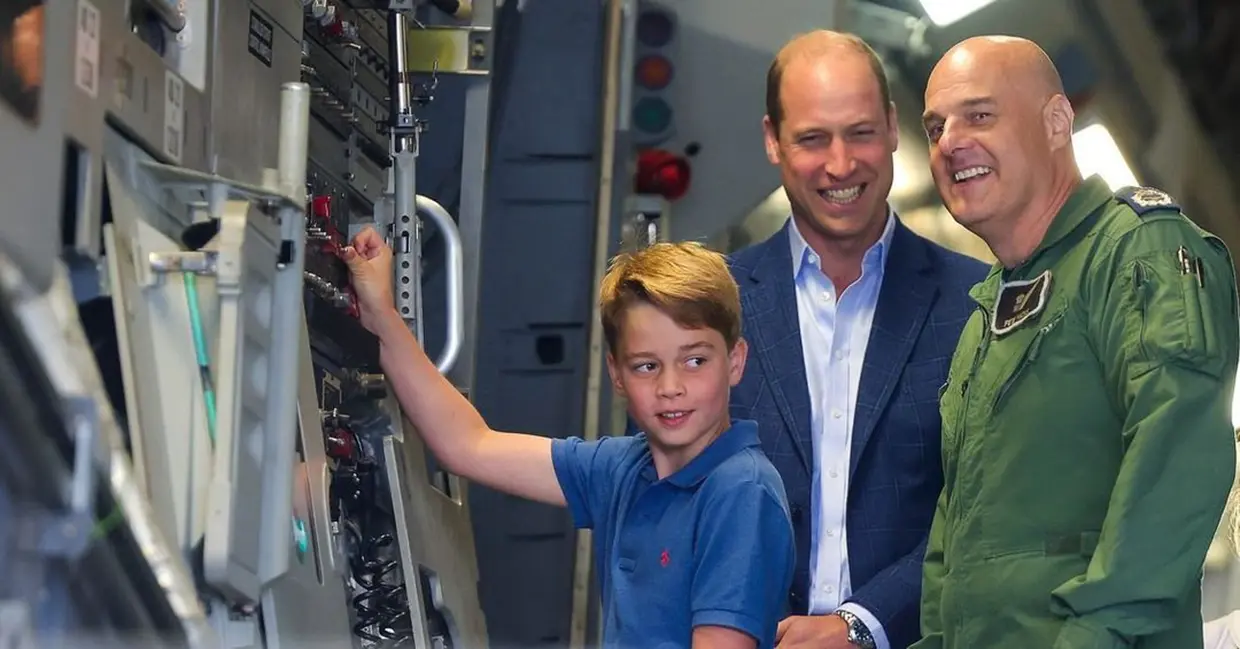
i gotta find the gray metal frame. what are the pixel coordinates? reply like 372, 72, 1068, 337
100, 81, 311, 607
383, 427, 489, 649
259, 318, 354, 649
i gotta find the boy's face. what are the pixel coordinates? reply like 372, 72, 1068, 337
607, 302, 747, 462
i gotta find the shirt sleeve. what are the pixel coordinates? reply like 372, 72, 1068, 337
550, 435, 633, 529
1050, 215, 1240, 648
690, 479, 797, 644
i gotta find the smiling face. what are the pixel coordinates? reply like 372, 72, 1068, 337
922, 46, 1059, 233
607, 302, 746, 463
763, 49, 898, 252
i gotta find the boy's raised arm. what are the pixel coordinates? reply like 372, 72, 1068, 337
343, 227, 565, 508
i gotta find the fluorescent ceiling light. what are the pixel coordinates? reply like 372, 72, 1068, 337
1073, 123, 1138, 191
918, 0, 998, 26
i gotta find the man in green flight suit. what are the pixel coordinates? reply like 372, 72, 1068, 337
913, 35, 1240, 649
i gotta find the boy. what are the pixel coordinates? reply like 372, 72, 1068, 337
342, 227, 796, 648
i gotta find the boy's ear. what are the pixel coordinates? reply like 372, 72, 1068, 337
727, 337, 748, 387
606, 352, 626, 395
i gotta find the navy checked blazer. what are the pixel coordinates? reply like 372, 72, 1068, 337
727, 218, 987, 648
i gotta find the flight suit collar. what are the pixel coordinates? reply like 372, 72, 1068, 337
1028, 174, 1112, 261
967, 175, 1112, 309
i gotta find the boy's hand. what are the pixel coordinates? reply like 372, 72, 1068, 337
342, 226, 397, 335
775, 615, 852, 649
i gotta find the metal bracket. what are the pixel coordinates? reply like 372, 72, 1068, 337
406, 26, 493, 75
149, 251, 220, 275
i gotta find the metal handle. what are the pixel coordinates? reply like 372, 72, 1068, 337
415, 195, 463, 375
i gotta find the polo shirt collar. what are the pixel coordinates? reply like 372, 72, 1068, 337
645, 419, 760, 488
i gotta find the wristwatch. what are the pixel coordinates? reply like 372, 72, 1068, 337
833, 609, 876, 649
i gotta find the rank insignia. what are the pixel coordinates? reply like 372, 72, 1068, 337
992, 270, 1052, 337
1116, 186, 1180, 215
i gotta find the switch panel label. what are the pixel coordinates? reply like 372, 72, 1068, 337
75, 0, 100, 98
247, 10, 274, 68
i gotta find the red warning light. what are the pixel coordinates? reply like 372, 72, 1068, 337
635, 148, 691, 201
636, 55, 672, 90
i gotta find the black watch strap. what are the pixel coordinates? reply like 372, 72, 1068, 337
833, 609, 876, 649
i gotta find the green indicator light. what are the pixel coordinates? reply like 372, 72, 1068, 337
633, 97, 672, 134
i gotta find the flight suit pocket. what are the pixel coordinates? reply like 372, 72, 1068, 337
1134, 257, 1224, 373
992, 313, 1064, 412
1044, 531, 1100, 558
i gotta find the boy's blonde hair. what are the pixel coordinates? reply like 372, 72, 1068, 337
599, 242, 742, 353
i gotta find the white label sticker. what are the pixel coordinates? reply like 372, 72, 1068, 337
75, 0, 100, 98
163, 71, 185, 163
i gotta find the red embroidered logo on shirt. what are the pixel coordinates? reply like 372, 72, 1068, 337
660, 549, 670, 567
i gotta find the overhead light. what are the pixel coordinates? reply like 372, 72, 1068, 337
1073, 123, 1138, 191
917, 0, 998, 26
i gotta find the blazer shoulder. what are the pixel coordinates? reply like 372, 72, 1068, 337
921, 236, 990, 288
726, 238, 769, 275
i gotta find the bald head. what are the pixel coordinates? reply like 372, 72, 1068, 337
765, 30, 892, 134
930, 36, 1064, 105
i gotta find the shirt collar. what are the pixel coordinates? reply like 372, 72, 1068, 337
644, 419, 761, 488
789, 206, 896, 279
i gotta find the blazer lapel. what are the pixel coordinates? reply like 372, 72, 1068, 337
849, 220, 938, 475
741, 224, 813, 474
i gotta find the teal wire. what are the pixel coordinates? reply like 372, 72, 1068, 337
182, 269, 306, 555
183, 272, 217, 444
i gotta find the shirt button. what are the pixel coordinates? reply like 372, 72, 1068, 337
829, 468, 839, 478
824, 585, 835, 594
826, 528, 836, 537
833, 349, 845, 361
821, 291, 832, 302
831, 409, 842, 419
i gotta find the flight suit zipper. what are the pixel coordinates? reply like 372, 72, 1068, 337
945, 307, 991, 565
993, 316, 1058, 410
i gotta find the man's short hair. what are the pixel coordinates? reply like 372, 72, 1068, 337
765, 31, 893, 134
599, 242, 742, 353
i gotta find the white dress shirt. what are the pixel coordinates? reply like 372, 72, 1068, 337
789, 211, 896, 649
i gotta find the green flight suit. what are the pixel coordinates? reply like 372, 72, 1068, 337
912, 175, 1240, 649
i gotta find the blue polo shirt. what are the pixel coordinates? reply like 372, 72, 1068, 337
551, 419, 795, 648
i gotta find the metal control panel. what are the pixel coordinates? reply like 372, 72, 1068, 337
0, 0, 494, 647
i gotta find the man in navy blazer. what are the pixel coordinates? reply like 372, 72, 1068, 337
732, 32, 988, 649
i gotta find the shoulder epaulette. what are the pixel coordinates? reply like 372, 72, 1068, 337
1114, 185, 1181, 216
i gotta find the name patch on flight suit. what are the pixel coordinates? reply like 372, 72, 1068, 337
992, 270, 1052, 337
